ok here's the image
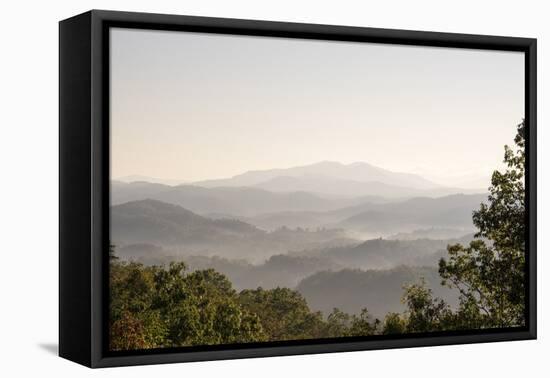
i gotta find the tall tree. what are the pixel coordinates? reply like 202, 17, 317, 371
439, 121, 526, 328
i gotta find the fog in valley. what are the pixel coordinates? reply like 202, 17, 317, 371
110, 161, 489, 318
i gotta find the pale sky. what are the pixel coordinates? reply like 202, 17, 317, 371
110, 28, 524, 187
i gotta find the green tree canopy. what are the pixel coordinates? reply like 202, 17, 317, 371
438, 120, 526, 328
238, 287, 326, 340
110, 260, 265, 350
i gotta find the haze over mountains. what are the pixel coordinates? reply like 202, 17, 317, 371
111, 161, 488, 318
112, 182, 371, 217
112, 199, 352, 262
196, 161, 437, 189
114, 161, 485, 203
194, 161, 483, 198
115, 175, 187, 186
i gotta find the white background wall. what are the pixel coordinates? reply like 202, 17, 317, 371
0, 0, 547, 376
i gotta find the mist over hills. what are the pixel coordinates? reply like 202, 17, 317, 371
115, 227, 473, 281
112, 194, 480, 262
337, 193, 486, 234
112, 161, 486, 230
114, 246, 460, 318
111, 197, 477, 275
185, 254, 342, 290
387, 227, 475, 240
111, 199, 355, 262
253, 176, 443, 198
293, 234, 474, 270
111, 161, 487, 317
112, 180, 171, 204
112, 181, 373, 216
112, 199, 476, 292
230, 193, 484, 235
111, 199, 262, 245
112, 185, 485, 238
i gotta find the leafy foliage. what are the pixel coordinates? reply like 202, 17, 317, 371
239, 287, 327, 340
438, 121, 526, 328
109, 260, 266, 350
398, 121, 527, 332
382, 312, 406, 335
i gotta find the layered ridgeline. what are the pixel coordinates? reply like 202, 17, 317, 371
111, 199, 354, 263
113, 161, 484, 208
111, 160, 486, 319
110, 200, 469, 319
111, 197, 478, 264
113, 163, 485, 232
194, 161, 453, 194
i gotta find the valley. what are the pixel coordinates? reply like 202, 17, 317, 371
111, 161, 487, 319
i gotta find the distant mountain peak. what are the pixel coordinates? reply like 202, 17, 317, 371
115, 175, 186, 186
193, 160, 443, 196
306, 160, 344, 167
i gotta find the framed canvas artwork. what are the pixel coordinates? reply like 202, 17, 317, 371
59, 10, 537, 368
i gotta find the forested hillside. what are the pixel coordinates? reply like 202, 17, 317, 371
296, 266, 459, 319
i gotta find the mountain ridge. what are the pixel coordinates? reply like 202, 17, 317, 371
194, 161, 443, 191
111, 199, 355, 262
111, 181, 374, 216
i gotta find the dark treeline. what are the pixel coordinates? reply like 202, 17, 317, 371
109, 122, 526, 351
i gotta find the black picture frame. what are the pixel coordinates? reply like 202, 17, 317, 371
59, 9, 537, 368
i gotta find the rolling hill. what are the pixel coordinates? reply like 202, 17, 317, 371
111, 199, 355, 262
224, 193, 486, 236
293, 234, 474, 270
111, 181, 372, 216
253, 175, 437, 198
337, 193, 486, 233
296, 266, 460, 319
111, 199, 262, 245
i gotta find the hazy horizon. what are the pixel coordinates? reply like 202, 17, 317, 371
112, 159, 485, 189
110, 28, 524, 188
